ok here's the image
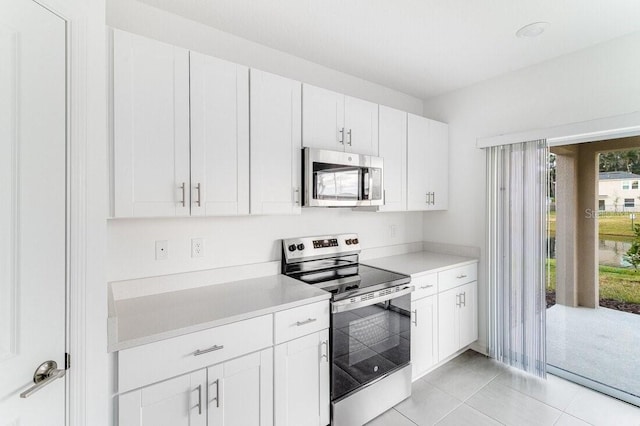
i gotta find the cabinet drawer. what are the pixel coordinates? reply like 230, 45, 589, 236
118, 314, 272, 393
274, 301, 329, 344
438, 263, 477, 293
411, 273, 438, 300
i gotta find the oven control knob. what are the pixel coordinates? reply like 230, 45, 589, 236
352, 238, 359, 245
288, 244, 296, 252
297, 243, 305, 251
345, 239, 352, 245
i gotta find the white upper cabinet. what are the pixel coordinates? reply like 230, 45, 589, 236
302, 84, 378, 155
344, 95, 379, 155
189, 52, 249, 216
378, 106, 407, 212
407, 113, 449, 211
250, 69, 302, 215
302, 84, 344, 151
113, 29, 190, 217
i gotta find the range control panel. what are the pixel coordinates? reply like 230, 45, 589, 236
282, 234, 361, 263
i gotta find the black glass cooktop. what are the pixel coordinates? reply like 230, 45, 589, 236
288, 264, 410, 300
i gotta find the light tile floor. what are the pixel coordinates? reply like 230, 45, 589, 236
366, 350, 640, 426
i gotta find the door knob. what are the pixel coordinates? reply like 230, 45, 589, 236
20, 360, 66, 398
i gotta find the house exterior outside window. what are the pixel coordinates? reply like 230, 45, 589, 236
599, 171, 640, 212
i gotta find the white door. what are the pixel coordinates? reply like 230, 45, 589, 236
250, 69, 302, 215
0, 1, 67, 424
274, 330, 330, 426
344, 96, 379, 156
458, 281, 478, 348
378, 106, 407, 212
426, 119, 449, 210
411, 295, 438, 380
437, 287, 460, 361
208, 349, 273, 426
118, 370, 208, 426
113, 29, 190, 217
407, 113, 430, 211
302, 84, 345, 151
190, 52, 250, 216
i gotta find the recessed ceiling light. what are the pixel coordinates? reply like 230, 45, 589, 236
516, 22, 549, 38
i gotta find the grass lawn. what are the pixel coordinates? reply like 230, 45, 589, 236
547, 259, 640, 304
548, 211, 636, 239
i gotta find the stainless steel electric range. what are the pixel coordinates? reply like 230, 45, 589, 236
282, 233, 413, 426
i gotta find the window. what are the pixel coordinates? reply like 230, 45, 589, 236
599, 200, 605, 211
623, 181, 630, 190
625, 198, 635, 208
633, 181, 639, 189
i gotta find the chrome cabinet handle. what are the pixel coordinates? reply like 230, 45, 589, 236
338, 127, 345, 144
462, 292, 466, 307
210, 378, 220, 408
411, 309, 418, 326
433, 192, 436, 205
456, 274, 467, 279
321, 340, 329, 362
194, 384, 202, 415
193, 344, 224, 356
296, 318, 317, 326
420, 284, 434, 289
294, 187, 300, 205
179, 182, 186, 207
195, 183, 202, 207
347, 129, 352, 146
20, 360, 66, 399
456, 294, 461, 307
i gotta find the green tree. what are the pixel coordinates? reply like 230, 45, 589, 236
624, 224, 640, 270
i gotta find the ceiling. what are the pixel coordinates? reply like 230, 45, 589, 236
138, 0, 640, 99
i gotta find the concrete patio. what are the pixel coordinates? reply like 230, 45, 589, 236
546, 304, 640, 399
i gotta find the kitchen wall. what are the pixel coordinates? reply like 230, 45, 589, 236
106, 0, 425, 282
108, 210, 422, 281
422, 31, 640, 352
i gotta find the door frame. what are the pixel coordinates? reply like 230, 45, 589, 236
30, 0, 108, 425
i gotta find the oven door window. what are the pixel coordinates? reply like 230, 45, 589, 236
331, 294, 411, 401
313, 163, 361, 200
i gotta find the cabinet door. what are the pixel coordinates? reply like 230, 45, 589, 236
113, 30, 190, 217
119, 370, 207, 426
189, 52, 249, 216
437, 287, 460, 361
406, 113, 430, 211
378, 106, 407, 212
426, 119, 449, 210
302, 84, 345, 151
344, 96, 379, 156
274, 330, 330, 426
208, 349, 273, 426
458, 281, 478, 348
250, 69, 302, 215
411, 295, 438, 380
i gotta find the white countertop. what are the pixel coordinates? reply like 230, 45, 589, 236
108, 274, 330, 352
362, 251, 478, 276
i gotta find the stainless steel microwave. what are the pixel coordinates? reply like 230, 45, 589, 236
303, 148, 384, 207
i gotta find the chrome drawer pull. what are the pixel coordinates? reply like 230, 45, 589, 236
456, 274, 467, 279
193, 344, 224, 356
295, 318, 317, 326
420, 285, 434, 289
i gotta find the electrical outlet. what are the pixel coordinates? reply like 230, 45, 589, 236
389, 224, 397, 238
155, 240, 168, 260
191, 238, 204, 258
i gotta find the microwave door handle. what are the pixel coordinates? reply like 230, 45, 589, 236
368, 171, 374, 200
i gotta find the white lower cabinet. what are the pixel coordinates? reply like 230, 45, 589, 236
438, 281, 477, 361
208, 349, 273, 426
119, 349, 272, 426
119, 370, 207, 426
274, 329, 330, 426
411, 294, 438, 380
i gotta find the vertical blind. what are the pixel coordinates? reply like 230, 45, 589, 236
487, 140, 548, 377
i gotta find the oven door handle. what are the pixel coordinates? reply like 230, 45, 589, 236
331, 285, 414, 314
